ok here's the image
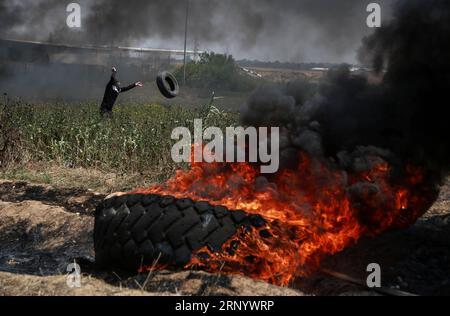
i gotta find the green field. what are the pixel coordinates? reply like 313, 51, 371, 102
0, 100, 239, 185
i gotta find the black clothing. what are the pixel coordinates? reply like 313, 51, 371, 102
100, 72, 137, 115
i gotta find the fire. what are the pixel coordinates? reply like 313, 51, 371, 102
131, 151, 435, 286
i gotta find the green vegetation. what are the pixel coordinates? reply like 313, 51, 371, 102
0, 100, 238, 182
175, 52, 260, 92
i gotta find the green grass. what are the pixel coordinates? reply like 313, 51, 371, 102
1, 100, 239, 180
0, 167, 53, 184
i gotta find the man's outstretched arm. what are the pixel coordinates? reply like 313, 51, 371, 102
120, 81, 144, 93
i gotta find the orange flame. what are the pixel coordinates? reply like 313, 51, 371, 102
131, 150, 434, 286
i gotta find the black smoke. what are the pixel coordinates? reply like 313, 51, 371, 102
241, 0, 450, 226
0, 0, 392, 63
0, 0, 393, 100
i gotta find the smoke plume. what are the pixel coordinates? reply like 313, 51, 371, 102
0, 0, 392, 63
241, 0, 450, 213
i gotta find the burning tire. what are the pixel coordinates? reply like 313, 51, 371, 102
94, 193, 265, 270
156, 71, 179, 99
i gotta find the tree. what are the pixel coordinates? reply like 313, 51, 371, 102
175, 52, 258, 92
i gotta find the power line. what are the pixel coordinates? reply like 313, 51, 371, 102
183, 0, 190, 86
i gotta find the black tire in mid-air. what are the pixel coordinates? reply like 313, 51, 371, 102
94, 193, 266, 270
156, 71, 179, 99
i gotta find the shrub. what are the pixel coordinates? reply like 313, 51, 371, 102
3, 101, 239, 180
174, 52, 259, 92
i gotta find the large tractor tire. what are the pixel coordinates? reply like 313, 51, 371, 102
94, 194, 265, 270
156, 71, 179, 99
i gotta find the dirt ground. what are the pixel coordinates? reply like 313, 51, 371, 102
245, 67, 383, 85
0, 180, 301, 296
246, 67, 325, 83
0, 177, 449, 296
298, 177, 450, 296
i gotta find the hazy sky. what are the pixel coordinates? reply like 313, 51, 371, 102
0, 0, 395, 63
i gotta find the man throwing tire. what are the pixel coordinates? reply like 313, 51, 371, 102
100, 67, 143, 116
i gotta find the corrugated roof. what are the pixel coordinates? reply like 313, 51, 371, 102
0, 38, 202, 55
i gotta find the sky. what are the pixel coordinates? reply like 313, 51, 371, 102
0, 0, 395, 63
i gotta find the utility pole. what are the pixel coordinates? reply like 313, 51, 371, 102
3, 93, 7, 108
183, 0, 190, 86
